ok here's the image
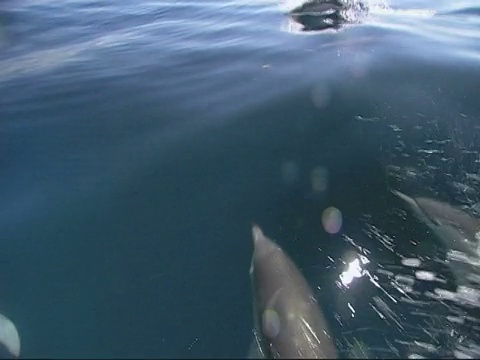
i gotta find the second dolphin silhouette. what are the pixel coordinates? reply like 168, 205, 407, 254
393, 190, 480, 286
392, 190, 480, 258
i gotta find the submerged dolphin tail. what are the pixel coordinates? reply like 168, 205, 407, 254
249, 224, 337, 359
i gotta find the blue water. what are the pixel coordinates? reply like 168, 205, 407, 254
1, 0, 480, 358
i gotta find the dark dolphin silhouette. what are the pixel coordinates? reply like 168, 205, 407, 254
287, 0, 367, 31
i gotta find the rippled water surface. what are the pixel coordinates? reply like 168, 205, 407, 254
1, 0, 480, 358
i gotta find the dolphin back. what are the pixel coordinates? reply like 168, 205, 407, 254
250, 225, 337, 359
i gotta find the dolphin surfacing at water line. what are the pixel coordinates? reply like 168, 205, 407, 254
287, 0, 368, 31
248, 225, 337, 359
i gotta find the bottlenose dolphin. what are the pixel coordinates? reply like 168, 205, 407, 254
393, 190, 480, 287
249, 225, 337, 359
0, 313, 20, 359
288, 0, 367, 31
392, 190, 480, 258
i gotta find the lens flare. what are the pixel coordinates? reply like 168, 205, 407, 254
321, 206, 342, 234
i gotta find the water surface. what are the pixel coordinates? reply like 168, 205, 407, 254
1, 0, 480, 357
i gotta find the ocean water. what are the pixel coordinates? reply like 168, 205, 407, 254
1, 0, 480, 358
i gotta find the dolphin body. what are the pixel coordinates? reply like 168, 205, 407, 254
288, 0, 367, 31
392, 190, 480, 257
393, 190, 480, 286
249, 225, 337, 359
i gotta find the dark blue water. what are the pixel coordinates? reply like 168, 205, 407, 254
1, 0, 480, 358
